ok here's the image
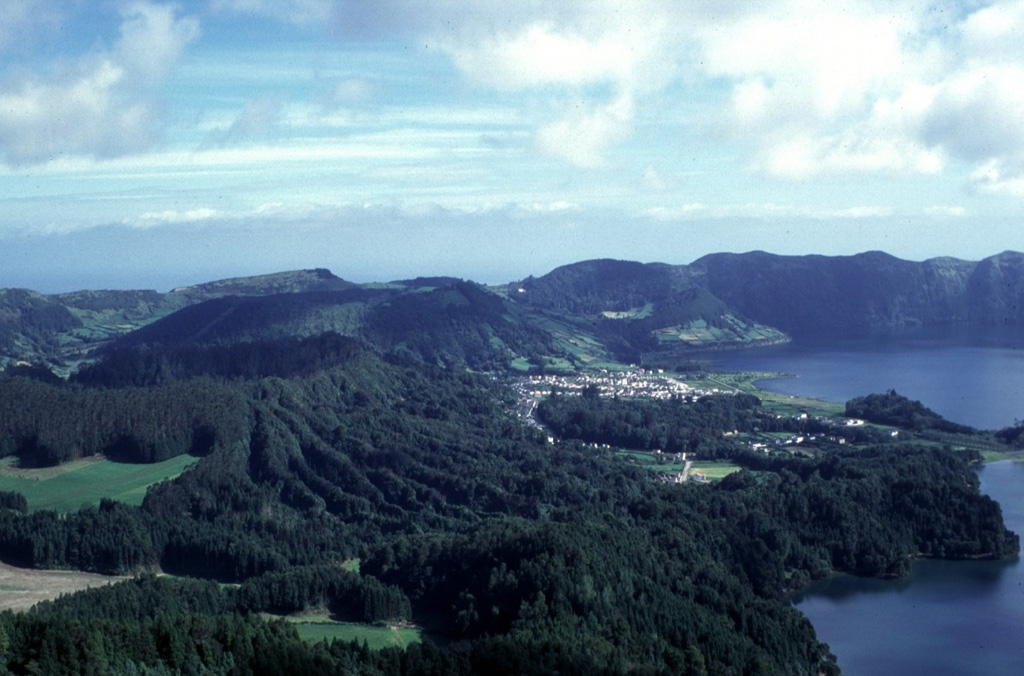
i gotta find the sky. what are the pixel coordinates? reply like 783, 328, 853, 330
3, 0, 1024, 292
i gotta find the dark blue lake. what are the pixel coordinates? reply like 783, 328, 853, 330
790, 462, 1024, 676
706, 329, 1024, 675
708, 327, 1024, 430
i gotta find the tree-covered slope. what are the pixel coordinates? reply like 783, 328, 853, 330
514, 259, 681, 314
963, 250, 1024, 325
687, 250, 977, 334
108, 289, 381, 349
510, 250, 1024, 346
512, 260, 787, 361
106, 282, 560, 371
365, 281, 558, 369
0, 289, 83, 357
0, 269, 357, 371
0, 330, 1018, 674
168, 267, 355, 296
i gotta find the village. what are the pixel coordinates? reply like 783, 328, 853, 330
514, 368, 724, 401
510, 368, 892, 485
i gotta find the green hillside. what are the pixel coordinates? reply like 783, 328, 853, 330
0, 269, 359, 373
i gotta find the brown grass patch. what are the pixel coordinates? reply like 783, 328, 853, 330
0, 561, 128, 612
0, 454, 105, 480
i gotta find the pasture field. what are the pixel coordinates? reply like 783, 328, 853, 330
285, 614, 422, 649
689, 461, 743, 479
0, 454, 198, 513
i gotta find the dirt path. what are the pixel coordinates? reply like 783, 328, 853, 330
0, 561, 128, 611
681, 459, 693, 481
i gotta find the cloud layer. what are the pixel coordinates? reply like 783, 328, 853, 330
339, 0, 1024, 184
0, 2, 199, 166
4, 0, 1024, 187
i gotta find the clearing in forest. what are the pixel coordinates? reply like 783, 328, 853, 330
0, 454, 198, 513
284, 613, 422, 648
0, 561, 128, 612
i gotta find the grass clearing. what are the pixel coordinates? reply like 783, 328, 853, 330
0, 561, 128, 612
0, 454, 198, 513
510, 356, 532, 371
982, 450, 1015, 462
284, 614, 422, 649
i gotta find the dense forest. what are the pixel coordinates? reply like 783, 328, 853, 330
844, 389, 977, 434
0, 330, 1019, 674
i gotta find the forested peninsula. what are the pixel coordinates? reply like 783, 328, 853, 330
0, 256, 1021, 675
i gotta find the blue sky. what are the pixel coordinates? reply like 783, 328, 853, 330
2, 0, 1024, 292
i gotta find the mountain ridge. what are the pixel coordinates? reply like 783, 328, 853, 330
4, 250, 1024, 373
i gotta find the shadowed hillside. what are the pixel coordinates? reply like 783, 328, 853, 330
5, 251, 1024, 373
686, 251, 976, 334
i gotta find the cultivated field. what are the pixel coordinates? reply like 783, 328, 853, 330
0, 561, 128, 612
0, 454, 198, 513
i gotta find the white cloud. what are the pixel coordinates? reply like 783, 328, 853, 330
170, 0, 1024, 195
417, 0, 674, 168
921, 65, 1024, 161
700, 2, 920, 118
748, 128, 945, 180
378, 0, 1021, 180
12, 0, 1024, 208
969, 159, 1024, 196
643, 204, 707, 220
697, 1, 946, 178
448, 22, 644, 91
117, 1, 201, 85
959, 0, 1024, 61
641, 201, 898, 221
688, 0, 1024, 188
524, 200, 581, 213
0, 2, 199, 167
134, 207, 225, 225
535, 94, 634, 168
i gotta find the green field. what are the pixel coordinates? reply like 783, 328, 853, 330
615, 449, 741, 480
0, 454, 198, 513
286, 615, 422, 649
510, 356, 532, 371
689, 461, 743, 479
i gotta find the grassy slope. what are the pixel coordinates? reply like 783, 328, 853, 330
0, 454, 198, 512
